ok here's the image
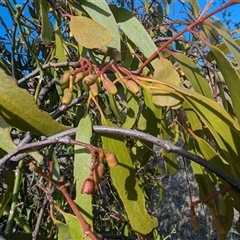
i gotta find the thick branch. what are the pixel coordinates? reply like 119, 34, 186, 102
1, 126, 240, 192
92, 126, 240, 193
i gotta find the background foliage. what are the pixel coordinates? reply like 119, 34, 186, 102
0, 0, 240, 239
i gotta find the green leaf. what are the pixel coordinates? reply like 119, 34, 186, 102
101, 118, 158, 234
122, 92, 139, 129
150, 79, 240, 168
212, 21, 240, 68
0, 70, 69, 136
207, 39, 240, 61
209, 45, 240, 124
0, 171, 14, 217
69, 16, 113, 49
160, 112, 178, 175
152, 58, 182, 107
40, 0, 52, 45
108, 93, 124, 123
57, 208, 82, 240
188, 0, 200, 18
0, 113, 43, 163
81, 0, 120, 50
131, 90, 160, 166
0, 115, 17, 153
183, 94, 240, 163
55, 27, 67, 63
174, 53, 214, 99
109, 4, 158, 68
183, 101, 203, 133
200, 19, 220, 45
74, 113, 93, 229
162, 0, 170, 16
52, 217, 71, 240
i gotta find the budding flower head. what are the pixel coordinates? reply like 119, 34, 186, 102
105, 151, 118, 167
190, 214, 200, 231
212, 216, 226, 235
125, 80, 140, 95
82, 74, 97, 86
74, 72, 85, 84
113, 49, 122, 64
81, 175, 95, 195
60, 72, 71, 89
102, 78, 117, 95
93, 162, 105, 184
90, 82, 99, 97
61, 89, 73, 105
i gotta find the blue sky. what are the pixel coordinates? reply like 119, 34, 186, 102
0, 1, 239, 41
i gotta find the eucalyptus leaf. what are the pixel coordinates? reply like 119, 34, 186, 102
109, 4, 158, 68
209, 45, 240, 124
74, 113, 93, 229
40, 0, 52, 45
0, 69, 69, 136
152, 57, 182, 107
101, 118, 158, 234
69, 16, 113, 49
81, 0, 120, 50
174, 53, 213, 99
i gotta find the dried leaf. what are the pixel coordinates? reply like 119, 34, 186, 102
69, 16, 112, 49
152, 58, 182, 107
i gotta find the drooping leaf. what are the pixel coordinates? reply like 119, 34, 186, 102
131, 89, 160, 166
200, 19, 220, 45
69, 16, 113, 49
187, 0, 200, 18
54, 27, 67, 63
109, 4, 158, 68
207, 39, 240, 61
152, 57, 182, 107
174, 53, 214, 99
101, 118, 158, 234
40, 0, 52, 45
0, 171, 14, 217
108, 93, 124, 123
56, 207, 82, 240
209, 45, 240, 124
81, 0, 120, 50
0, 115, 17, 153
0, 70, 69, 136
162, 0, 170, 16
51, 216, 71, 240
149, 78, 240, 168
160, 111, 178, 175
122, 92, 139, 129
212, 20, 240, 68
74, 113, 93, 230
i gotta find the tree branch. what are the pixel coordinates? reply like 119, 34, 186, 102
92, 126, 240, 193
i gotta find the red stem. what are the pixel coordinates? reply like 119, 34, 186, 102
136, 0, 238, 74
31, 167, 98, 240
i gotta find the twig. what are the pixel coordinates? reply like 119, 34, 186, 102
4, 159, 24, 236
32, 188, 54, 240
18, 61, 81, 84
30, 165, 98, 240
